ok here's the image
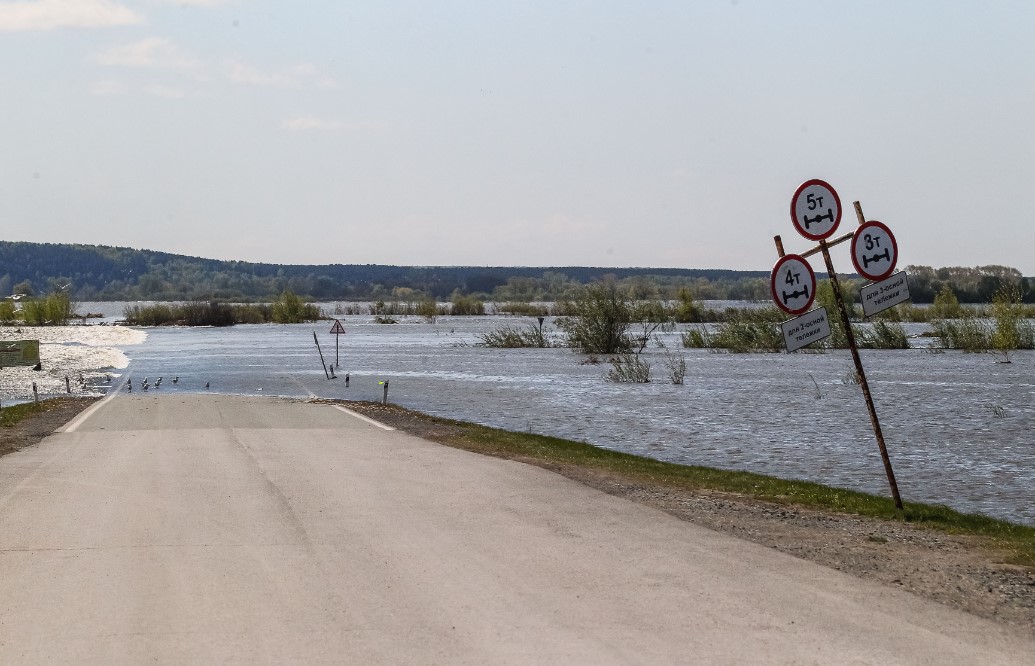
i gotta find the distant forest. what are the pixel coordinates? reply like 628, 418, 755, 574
0, 241, 1031, 304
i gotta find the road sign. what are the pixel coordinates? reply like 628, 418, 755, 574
781, 307, 831, 352
790, 179, 842, 241
771, 254, 817, 315
330, 319, 346, 335
851, 220, 898, 281
860, 271, 910, 317
0, 339, 40, 367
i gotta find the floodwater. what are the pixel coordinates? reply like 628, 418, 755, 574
91, 312, 1035, 528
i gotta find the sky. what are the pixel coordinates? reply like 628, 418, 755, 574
1, 1, 1033, 274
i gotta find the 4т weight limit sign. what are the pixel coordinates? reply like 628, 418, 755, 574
771, 254, 830, 352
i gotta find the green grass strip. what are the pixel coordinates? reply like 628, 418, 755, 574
374, 404, 1035, 568
0, 401, 48, 428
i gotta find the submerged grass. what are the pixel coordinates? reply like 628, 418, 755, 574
357, 402, 1035, 568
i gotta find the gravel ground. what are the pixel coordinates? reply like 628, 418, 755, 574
5, 398, 1033, 638
345, 401, 1035, 637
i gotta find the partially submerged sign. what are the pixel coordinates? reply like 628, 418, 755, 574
780, 308, 831, 352
0, 340, 41, 367
861, 272, 910, 317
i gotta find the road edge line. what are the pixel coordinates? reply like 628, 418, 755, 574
332, 405, 395, 431
59, 389, 119, 433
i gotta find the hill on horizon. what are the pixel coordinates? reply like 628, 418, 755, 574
0, 241, 770, 302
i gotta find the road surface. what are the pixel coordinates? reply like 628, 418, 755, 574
1, 394, 1032, 664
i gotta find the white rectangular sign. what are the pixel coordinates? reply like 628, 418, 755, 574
781, 307, 831, 352
861, 271, 910, 317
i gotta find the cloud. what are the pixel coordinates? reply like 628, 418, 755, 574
94, 37, 202, 70
89, 79, 127, 96
143, 84, 186, 99
0, 0, 144, 31
223, 59, 337, 89
281, 115, 384, 132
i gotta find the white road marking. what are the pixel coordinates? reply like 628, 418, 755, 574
332, 405, 394, 431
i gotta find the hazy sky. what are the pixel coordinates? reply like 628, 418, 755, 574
2, 1, 1032, 274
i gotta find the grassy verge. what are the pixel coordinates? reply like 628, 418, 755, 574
0, 401, 50, 428
354, 402, 1035, 568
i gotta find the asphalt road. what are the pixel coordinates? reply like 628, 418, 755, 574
0, 394, 1032, 664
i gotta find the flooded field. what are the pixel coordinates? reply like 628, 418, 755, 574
5, 306, 1033, 526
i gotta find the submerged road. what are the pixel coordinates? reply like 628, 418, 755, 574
0, 394, 1032, 664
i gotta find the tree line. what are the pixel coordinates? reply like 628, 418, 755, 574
0, 241, 1031, 304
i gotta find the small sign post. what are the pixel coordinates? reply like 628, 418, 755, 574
775, 180, 904, 510
330, 319, 346, 369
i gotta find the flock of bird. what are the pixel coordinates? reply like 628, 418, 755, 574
126, 376, 209, 392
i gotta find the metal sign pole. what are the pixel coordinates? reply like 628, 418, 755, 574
819, 239, 903, 510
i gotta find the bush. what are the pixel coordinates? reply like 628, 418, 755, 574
272, 290, 320, 323
991, 286, 1035, 351
555, 282, 633, 354
858, 320, 910, 349
931, 315, 990, 352
605, 354, 651, 383
663, 350, 687, 384
450, 293, 485, 316
479, 323, 552, 348
21, 292, 74, 325
683, 308, 783, 353
0, 299, 16, 323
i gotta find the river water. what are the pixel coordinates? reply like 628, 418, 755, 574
11, 302, 1033, 526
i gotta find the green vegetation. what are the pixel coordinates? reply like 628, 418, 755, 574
450, 292, 485, 316
681, 308, 785, 353
19, 292, 74, 325
122, 294, 319, 326
0, 401, 46, 428
271, 290, 321, 323
367, 404, 1035, 567
555, 282, 635, 354
605, 354, 652, 383
478, 322, 553, 348
930, 286, 1035, 352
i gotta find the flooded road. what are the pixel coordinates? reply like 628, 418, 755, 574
110, 315, 1035, 527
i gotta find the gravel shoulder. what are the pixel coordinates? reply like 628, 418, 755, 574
6, 397, 1033, 638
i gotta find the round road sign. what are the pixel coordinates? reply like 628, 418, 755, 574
851, 220, 898, 281
771, 254, 817, 315
790, 179, 842, 241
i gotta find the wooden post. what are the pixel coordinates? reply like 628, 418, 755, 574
381, 380, 389, 405
819, 239, 904, 510
32, 382, 39, 404
65, 376, 71, 394
313, 331, 330, 379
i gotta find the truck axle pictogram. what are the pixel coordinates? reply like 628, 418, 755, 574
862, 249, 890, 268
782, 285, 810, 304
802, 209, 834, 229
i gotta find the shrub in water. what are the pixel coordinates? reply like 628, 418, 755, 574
605, 354, 651, 383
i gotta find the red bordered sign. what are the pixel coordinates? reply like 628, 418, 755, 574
771, 254, 817, 315
851, 220, 898, 281
790, 179, 842, 241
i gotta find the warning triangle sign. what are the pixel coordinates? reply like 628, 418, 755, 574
329, 319, 346, 334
